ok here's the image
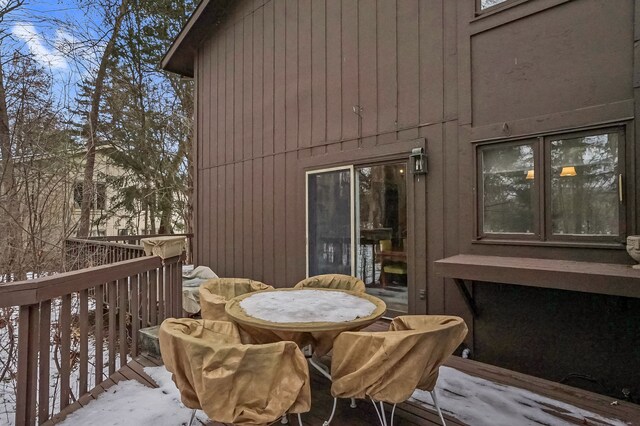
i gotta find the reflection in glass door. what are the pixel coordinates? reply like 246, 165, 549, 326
306, 167, 354, 276
356, 164, 408, 313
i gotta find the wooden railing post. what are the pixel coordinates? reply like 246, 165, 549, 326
15, 304, 40, 426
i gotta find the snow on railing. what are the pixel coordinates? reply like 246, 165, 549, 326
0, 253, 183, 426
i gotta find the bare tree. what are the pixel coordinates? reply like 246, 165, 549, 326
76, 0, 130, 237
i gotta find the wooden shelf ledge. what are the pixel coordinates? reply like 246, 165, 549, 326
434, 255, 640, 316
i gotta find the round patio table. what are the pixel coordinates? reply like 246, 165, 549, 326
225, 288, 387, 333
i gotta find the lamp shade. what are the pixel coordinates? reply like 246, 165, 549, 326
525, 170, 535, 180
560, 166, 577, 177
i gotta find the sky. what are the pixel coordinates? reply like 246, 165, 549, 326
5, 0, 107, 107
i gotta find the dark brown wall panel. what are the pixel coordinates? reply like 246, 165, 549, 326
243, 16, 254, 161
311, 0, 327, 146
273, 154, 286, 285
234, 23, 244, 162
298, 0, 313, 149
234, 162, 244, 274
263, 1, 275, 156
285, 0, 299, 152
341, 0, 359, 142
376, 0, 397, 136
471, 0, 633, 126
358, 0, 377, 139
225, 31, 235, 165
262, 155, 275, 284
252, 158, 264, 279
325, 0, 342, 146
252, 7, 264, 158
397, 0, 420, 129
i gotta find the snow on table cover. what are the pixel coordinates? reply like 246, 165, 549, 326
239, 289, 377, 323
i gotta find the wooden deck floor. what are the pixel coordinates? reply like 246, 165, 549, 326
47, 320, 640, 426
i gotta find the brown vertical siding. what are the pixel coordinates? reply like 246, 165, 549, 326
310, 0, 327, 147
194, 0, 455, 293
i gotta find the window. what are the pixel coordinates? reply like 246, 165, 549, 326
95, 183, 107, 210
480, 142, 536, 235
72, 182, 107, 210
478, 0, 512, 12
477, 127, 624, 243
73, 182, 83, 209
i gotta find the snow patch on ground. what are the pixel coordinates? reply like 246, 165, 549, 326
412, 366, 629, 426
239, 290, 376, 323
58, 367, 207, 426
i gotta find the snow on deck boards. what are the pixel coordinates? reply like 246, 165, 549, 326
47, 321, 640, 426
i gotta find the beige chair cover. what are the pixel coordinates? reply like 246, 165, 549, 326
294, 274, 366, 293
159, 318, 311, 425
330, 315, 468, 404
199, 278, 273, 322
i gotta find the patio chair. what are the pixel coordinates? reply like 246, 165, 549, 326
294, 274, 366, 293
198, 277, 273, 321
324, 315, 468, 426
159, 318, 311, 426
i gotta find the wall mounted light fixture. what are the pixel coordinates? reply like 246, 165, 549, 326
410, 147, 427, 175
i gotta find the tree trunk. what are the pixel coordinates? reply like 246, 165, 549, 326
76, 0, 129, 237
0, 56, 21, 280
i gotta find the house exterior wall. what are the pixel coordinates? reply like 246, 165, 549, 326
191, 0, 639, 398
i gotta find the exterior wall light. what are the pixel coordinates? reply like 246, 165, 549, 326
410, 147, 427, 175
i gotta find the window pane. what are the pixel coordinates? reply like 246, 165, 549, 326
73, 182, 83, 209
550, 132, 619, 236
481, 0, 509, 10
356, 164, 408, 313
307, 169, 352, 276
96, 183, 107, 210
481, 143, 535, 234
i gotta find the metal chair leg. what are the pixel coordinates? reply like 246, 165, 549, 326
430, 390, 447, 426
390, 403, 397, 426
322, 397, 338, 426
187, 409, 197, 426
369, 398, 386, 426
350, 397, 357, 408
281, 414, 289, 424
297, 413, 303, 426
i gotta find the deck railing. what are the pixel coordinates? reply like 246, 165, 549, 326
0, 253, 183, 426
64, 234, 193, 270
64, 238, 146, 271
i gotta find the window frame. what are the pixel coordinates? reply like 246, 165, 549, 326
475, 0, 522, 15
543, 127, 626, 244
475, 126, 626, 245
476, 138, 541, 241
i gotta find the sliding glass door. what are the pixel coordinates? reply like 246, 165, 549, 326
306, 162, 408, 313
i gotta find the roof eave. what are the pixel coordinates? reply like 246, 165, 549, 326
160, 0, 212, 78
161, 0, 235, 78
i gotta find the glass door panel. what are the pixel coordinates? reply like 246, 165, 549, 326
307, 168, 353, 276
356, 163, 408, 313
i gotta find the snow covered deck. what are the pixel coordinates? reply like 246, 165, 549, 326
46, 322, 640, 426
